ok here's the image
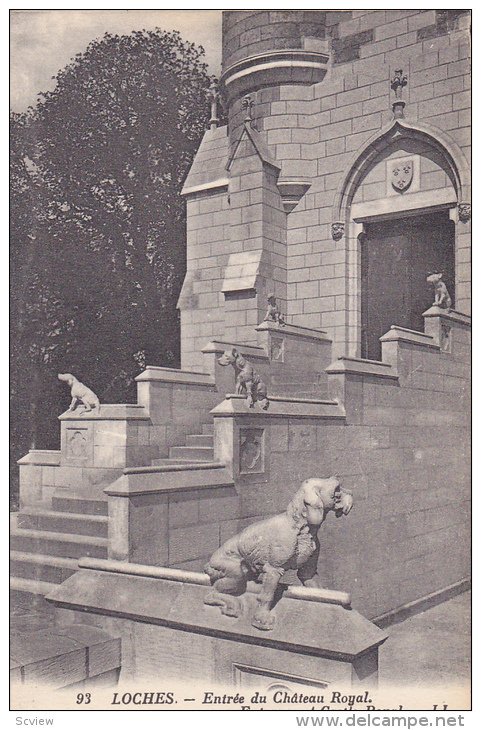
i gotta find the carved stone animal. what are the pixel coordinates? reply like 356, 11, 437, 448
204, 477, 353, 631
217, 347, 269, 410
58, 373, 100, 413
426, 273, 452, 310
264, 293, 286, 326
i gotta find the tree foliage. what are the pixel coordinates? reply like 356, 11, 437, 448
10, 29, 213, 501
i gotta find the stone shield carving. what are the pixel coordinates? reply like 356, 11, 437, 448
240, 428, 264, 473
270, 337, 284, 362
391, 159, 413, 192
69, 430, 87, 458
64, 425, 92, 463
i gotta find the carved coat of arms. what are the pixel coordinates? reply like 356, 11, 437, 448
391, 160, 413, 192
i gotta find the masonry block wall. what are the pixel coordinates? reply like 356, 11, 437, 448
178, 126, 230, 371
180, 189, 229, 362
324, 322, 470, 619
203, 315, 469, 620
115, 312, 469, 619
223, 131, 287, 344
179, 10, 471, 369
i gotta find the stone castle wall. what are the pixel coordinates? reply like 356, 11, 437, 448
98, 311, 470, 622
179, 9, 470, 369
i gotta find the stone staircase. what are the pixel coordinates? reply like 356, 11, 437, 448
10, 490, 123, 690
10, 490, 109, 599
10, 423, 216, 599
151, 422, 215, 466
10, 326, 334, 687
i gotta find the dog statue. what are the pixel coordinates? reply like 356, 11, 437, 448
58, 373, 100, 413
204, 477, 353, 630
264, 293, 286, 326
426, 272, 452, 310
217, 347, 269, 410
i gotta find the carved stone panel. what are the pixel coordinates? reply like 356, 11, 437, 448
239, 427, 264, 474
270, 337, 284, 363
440, 322, 452, 353
64, 425, 93, 464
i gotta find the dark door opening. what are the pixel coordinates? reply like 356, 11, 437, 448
361, 210, 455, 360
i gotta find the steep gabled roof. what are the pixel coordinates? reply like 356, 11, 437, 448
226, 123, 280, 172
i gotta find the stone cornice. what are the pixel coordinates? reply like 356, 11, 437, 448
17, 450, 61, 466
326, 357, 399, 380
422, 306, 471, 327
76, 557, 351, 607
58, 404, 150, 421
104, 463, 233, 496
181, 177, 229, 197
46, 563, 387, 660
202, 340, 269, 362
211, 394, 345, 420
255, 320, 331, 343
221, 49, 329, 101
135, 366, 215, 387
379, 326, 439, 350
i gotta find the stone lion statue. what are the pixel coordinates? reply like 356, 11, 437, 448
204, 477, 353, 631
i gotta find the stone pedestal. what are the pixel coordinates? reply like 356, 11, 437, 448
52, 404, 155, 496
46, 559, 388, 690
422, 306, 471, 354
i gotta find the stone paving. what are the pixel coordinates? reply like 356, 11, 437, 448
378, 591, 471, 687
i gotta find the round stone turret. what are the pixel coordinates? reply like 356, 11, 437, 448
221, 11, 330, 146
221, 11, 329, 103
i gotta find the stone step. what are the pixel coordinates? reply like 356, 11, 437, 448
185, 434, 214, 447
17, 508, 108, 538
11, 528, 108, 560
202, 423, 214, 435
51, 491, 109, 516
10, 551, 79, 584
151, 458, 208, 467
169, 445, 215, 462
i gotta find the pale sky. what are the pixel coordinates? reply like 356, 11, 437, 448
10, 9, 223, 112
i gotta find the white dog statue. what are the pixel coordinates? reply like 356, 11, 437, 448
58, 373, 100, 413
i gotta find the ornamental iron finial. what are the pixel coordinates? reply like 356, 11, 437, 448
391, 69, 408, 119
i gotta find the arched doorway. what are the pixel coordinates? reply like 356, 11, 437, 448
333, 119, 470, 359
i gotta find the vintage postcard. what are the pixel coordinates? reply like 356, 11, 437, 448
10, 8, 471, 715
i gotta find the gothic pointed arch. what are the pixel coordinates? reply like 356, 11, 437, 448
333, 119, 471, 222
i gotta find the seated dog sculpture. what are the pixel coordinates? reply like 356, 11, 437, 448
58, 373, 100, 413
264, 293, 286, 327
204, 477, 353, 630
427, 272, 452, 310
217, 347, 269, 410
